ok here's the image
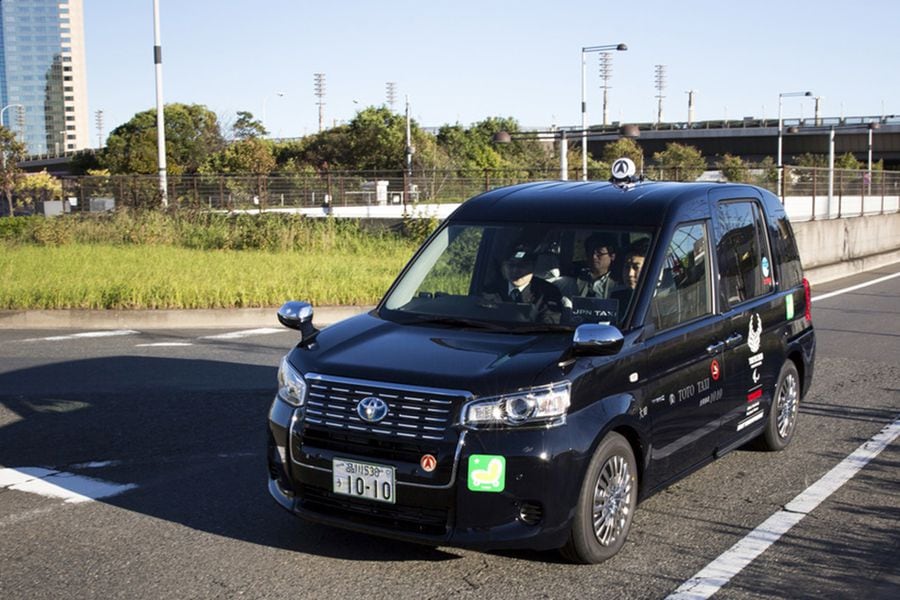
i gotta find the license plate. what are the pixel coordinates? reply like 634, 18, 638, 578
332, 458, 396, 504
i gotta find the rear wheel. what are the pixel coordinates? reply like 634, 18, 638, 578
758, 360, 800, 451
561, 432, 637, 564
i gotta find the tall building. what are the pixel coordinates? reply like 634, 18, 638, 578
0, 0, 89, 155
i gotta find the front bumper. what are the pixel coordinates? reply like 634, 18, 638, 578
267, 396, 588, 551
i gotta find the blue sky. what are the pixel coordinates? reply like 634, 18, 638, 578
85, 0, 898, 141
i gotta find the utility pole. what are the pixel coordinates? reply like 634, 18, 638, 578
404, 95, 414, 214
654, 65, 666, 127
95, 110, 104, 148
386, 82, 397, 112
598, 52, 613, 126
314, 73, 326, 132
685, 90, 696, 126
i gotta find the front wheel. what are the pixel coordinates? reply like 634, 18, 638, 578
757, 360, 800, 451
561, 432, 637, 564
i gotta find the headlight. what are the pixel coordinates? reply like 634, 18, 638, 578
277, 356, 307, 407
463, 382, 571, 428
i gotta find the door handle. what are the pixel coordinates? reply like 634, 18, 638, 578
706, 341, 725, 355
725, 333, 744, 348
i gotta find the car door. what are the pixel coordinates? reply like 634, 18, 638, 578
643, 221, 725, 486
713, 199, 785, 448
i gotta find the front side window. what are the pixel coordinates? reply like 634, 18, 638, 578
381, 222, 653, 331
716, 201, 774, 305
650, 222, 712, 331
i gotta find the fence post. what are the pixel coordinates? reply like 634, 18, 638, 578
810, 169, 817, 220
860, 170, 865, 217
881, 170, 886, 215
837, 170, 843, 219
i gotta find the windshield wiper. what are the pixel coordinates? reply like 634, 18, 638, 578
404, 315, 509, 331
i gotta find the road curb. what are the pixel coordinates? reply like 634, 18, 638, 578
0, 306, 374, 330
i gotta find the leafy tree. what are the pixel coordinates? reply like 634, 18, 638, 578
15, 170, 62, 210
202, 138, 276, 176
718, 153, 749, 182
0, 126, 27, 215
755, 156, 778, 186
347, 106, 408, 171
796, 153, 827, 169
835, 152, 861, 170
651, 143, 706, 181
232, 111, 267, 140
102, 103, 225, 175
601, 137, 644, 167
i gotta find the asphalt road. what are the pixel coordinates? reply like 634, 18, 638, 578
1, 265, 898, 599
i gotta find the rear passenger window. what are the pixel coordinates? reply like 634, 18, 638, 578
716, 201, 775, 305
775, 216, 803, 288
650, 222, 711, 331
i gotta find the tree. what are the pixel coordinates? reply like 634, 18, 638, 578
347, 106, 408, 171
15, 170, 62, 210
651, 143, 706, 181
602, 137, 644, 167
102, 103, 225, 175
232, 111, 267, 140
0, 126, 27, 216
718, 153, 749, 183
202, 138, 276, 176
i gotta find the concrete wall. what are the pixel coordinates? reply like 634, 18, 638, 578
794, 212, 900, 284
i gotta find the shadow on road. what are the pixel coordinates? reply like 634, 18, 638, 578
0, 356, 460, 562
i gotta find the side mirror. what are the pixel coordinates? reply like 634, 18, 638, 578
572, 323, 624, 355
277, 301, 317, 338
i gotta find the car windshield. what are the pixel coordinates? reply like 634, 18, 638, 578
380, 222, 654, 332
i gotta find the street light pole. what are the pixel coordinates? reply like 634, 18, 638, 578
152, 0, 168, 207
777, 90, 812, 197
581, 43, 626, 181
0, 103, 24, 129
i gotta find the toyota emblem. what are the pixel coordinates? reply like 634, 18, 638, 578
357, 396, 389, 423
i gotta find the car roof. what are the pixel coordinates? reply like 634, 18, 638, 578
450, 180, 767, 228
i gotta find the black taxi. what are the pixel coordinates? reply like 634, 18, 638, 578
267, 161, 816, 563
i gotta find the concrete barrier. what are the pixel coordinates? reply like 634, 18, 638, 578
794, 212, 900, 285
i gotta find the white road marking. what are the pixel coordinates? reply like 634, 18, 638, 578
134, 342, 194, 347
20, 330, 139, 342
811, 271, 900, 303
667, 416, 900, 600
0, 467, 137, 504
200, 327, 283, 340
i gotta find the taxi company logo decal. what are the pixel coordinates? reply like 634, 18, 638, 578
747, 314, 763, 353
612, 157, 636, 179
710, 359, 721, 381
420, 454, 437, 472
468, 455, 506, 492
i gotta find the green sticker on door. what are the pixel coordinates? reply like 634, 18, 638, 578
467, 455, 506, 492
785, 294, 795, 320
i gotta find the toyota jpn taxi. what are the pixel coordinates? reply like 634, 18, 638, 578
266, 160, 816, 563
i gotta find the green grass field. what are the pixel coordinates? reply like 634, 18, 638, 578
0, 243, 417, 309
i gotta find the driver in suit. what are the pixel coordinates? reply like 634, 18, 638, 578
483, 244, 562, 324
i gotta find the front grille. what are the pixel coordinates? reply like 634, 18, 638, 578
300, 486, 449, 536
303, 373, 469, 442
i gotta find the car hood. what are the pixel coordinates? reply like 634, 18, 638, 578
288, 313, 572, 397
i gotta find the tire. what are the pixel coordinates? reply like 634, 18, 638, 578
757, 360, 800, 451
561, 432, 638, 564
